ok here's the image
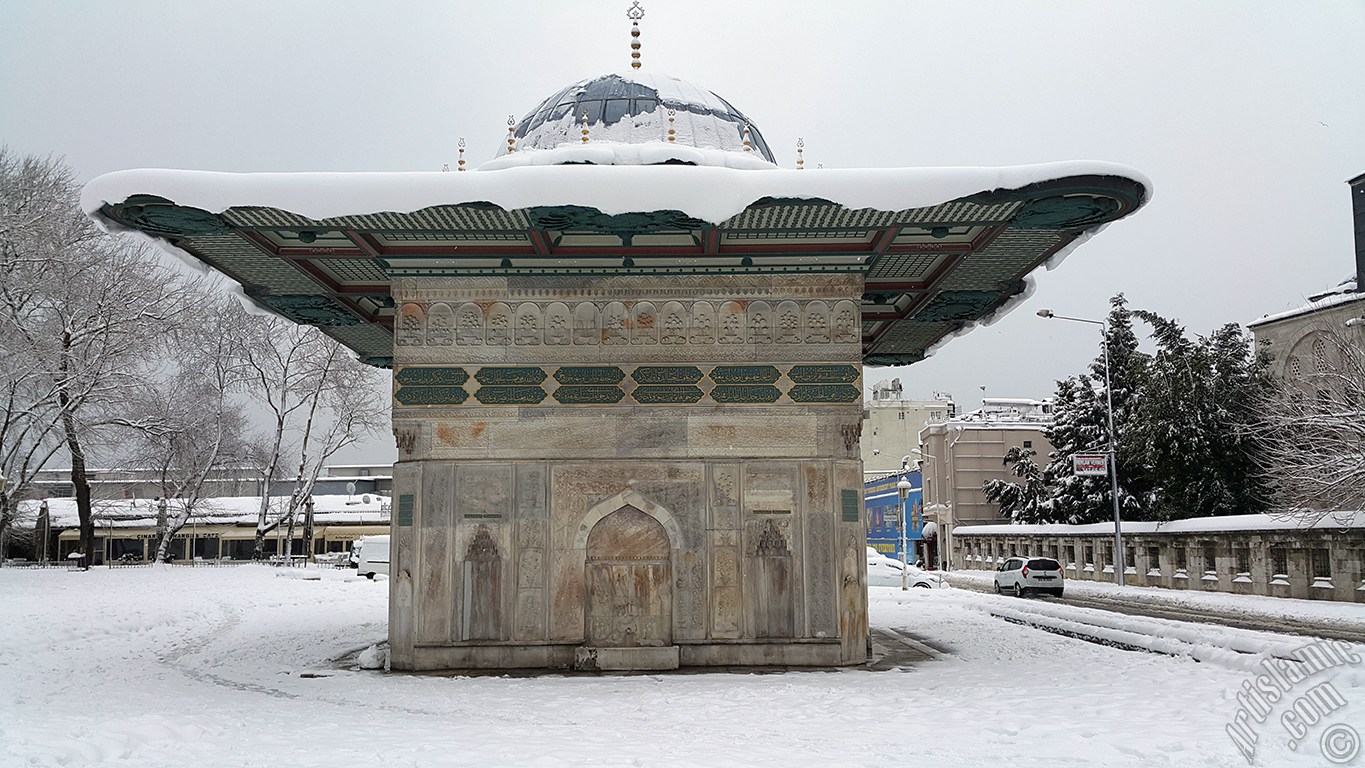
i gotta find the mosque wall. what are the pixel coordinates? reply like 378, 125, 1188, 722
387, 274, 870, 671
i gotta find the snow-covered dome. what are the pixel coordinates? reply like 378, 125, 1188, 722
485, 72, 776, 169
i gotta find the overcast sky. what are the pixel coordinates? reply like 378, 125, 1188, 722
3, 1, 1363, 465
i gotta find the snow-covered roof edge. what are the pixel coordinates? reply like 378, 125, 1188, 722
82, 161, 1151, 232
1247, 284, 1364, 328
954, 511, 1365, 535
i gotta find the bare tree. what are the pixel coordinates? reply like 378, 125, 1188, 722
120, 295, 256, 561
235, 317, 387, 559
1253, 322, 1365, 522
0, 148, 201, 562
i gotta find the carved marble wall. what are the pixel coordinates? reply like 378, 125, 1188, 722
387, 274, 868, 671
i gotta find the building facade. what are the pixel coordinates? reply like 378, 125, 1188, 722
861, 379, 953, 475
918, 398, 1055, 569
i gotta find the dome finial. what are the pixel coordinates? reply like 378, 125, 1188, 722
458, 138, 466, 171
796, 137, 804, 170
627, 2, 644, 70
742, 121, 752, 153
580, 111, 591, 143
666, 108, 676, 142
506, 116, 517, 153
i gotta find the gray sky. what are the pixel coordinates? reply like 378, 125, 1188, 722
4, 1, 1363, 465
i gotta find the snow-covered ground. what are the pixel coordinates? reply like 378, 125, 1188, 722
2, 566, 1361, 767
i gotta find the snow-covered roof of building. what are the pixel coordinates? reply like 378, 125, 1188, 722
954, 511, 1365, 535
18, 494, 391, 529
1248, 276, 1362, 328
82, 161, 1148, 368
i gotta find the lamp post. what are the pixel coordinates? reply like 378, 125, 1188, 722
1037, 308, 1127, 586
896, 477, 913, 590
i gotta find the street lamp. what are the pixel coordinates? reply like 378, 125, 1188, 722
896, 477, 913, 590
1037, 308, 1127, 586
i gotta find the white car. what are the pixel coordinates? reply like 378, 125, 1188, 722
355, 535, 391, 579
993, 556, 1064, 597
866, 547, 943, 589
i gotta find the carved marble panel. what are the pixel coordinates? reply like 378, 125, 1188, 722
417, 464, 453, 644
457, 465, 512, 520
396, 302, 425, 347
631, 301, 658, 346
659, 301, 687, 344
456, 302, 484, 346
689, 301, 716, 345
486, 302, 512, 346
514, 302, 542, 345
602, 301, 629, 345
426, 302, 454, 347
718, 300, 745, 344
804, 300, 831, 343
545, 302, 572, 345
572, 302, 600, 345
747, 300, 773, 344
776, 300, 801, 344
832, 299, 860, 344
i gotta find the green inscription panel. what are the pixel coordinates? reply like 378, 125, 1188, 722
709, 365, 782, 385
710, 384, 783, 404
554, 366, 625, 385
474, 386, 547, 405
393, 386, 469, 406
395, 367, 469, 386
632, 366, 704, 385
788, 384, 862, 403
474, 367, 548, 386
398, 495, 414, 527
841, 489, 860, 523
632, 385, 705, 404
553, 385, 626, 405
787, 364, 860, 384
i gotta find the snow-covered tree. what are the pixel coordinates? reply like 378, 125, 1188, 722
1130, 314, 1272, 520
981, 446, 1050, 522
1040, 295, 1149, 523
121, 294, 256, 561
0, 149, 201, 560
1252, 323, 1365, 521
235, 317, 388, 559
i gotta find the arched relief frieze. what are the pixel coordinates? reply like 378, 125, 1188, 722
456, 302, 484, 346
486, 302, 512, 346
832, 300, 859, 344
689, 301, 716, 345
804, 300, 831, 343
719, 300, 745, 345
545, 302, 572, 345
631, 301, 658, 346
396, 298, 857, 348
747, 300, 773, 344
602, 301, 629, 345
514, 302, 542, 346
660, 301, 687, 344
776, 300, 801, 344
425, 302, 454, 346
396, 302, 426, 347
573, 302, 600, 345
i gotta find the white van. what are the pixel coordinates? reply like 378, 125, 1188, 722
355, 535, 390, 579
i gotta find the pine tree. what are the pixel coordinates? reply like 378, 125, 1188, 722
982, 446, 1050, 522
1040, 295, 1149, 523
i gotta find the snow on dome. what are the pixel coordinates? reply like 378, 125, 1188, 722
493, 72, 776, 167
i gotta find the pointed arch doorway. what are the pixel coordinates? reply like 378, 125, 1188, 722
584, 505, 673, 648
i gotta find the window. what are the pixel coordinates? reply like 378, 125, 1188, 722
1271, 547, 1288, 576
1125, 546, 1135, 571
1023, 440, 1033, 448
1066, 544, 1076, 565
1084, 545, 1094, 566
898, 412, 905, 420
1202, 544, 1217, 573
1235, 547, 1250, 574
1311, 548, 1332, 579
1175, 547, 1188, 571
1147, 546, 1160, 572
1099, 544, 1110, 568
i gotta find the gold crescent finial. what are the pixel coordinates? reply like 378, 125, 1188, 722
796, 137, 804, 170
506, 115, 516, 153
666, 108, 676, 142
742, 121, 752, 153
627, 2, 644, 69
581, 111, 591, 143
458, 137, 466, 171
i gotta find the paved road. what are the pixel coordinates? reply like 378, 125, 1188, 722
950, 578, 1365, 645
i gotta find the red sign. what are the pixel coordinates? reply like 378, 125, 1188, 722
1073, 454, 1109, 476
